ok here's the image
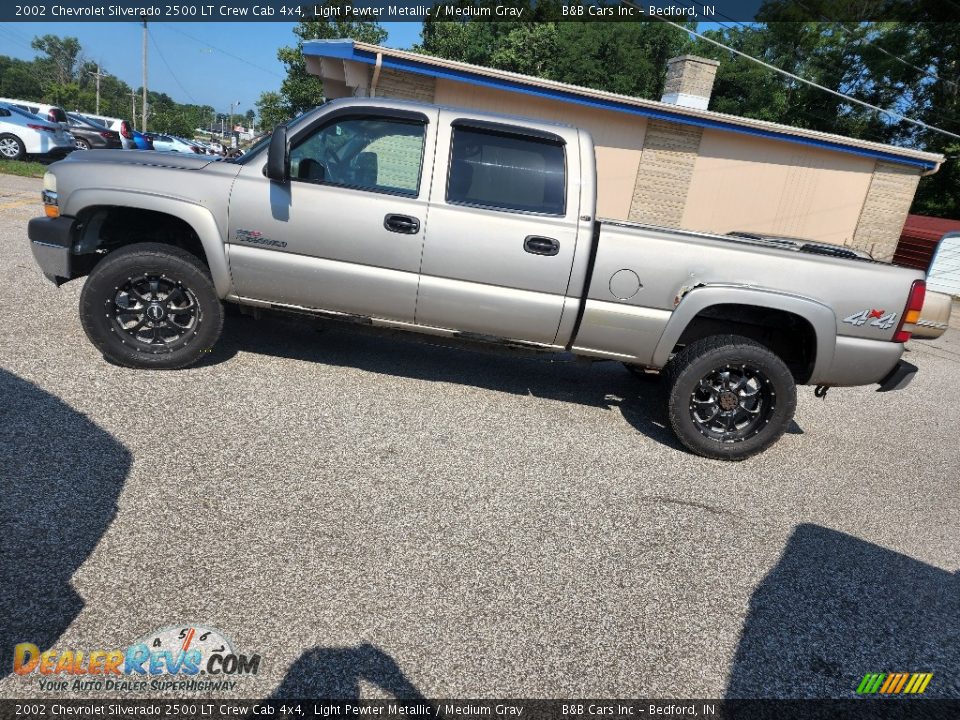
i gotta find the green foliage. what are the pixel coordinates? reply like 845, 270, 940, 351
0, 57, 43, 99
0, 33, 216, 137
0, 158, 46, 177
30, 35, 83, 87
417, 7, 691, 99
257, 4, 388, 123
256, 91, 289, 130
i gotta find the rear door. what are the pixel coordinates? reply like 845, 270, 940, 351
227, 106, 438, 323
415, 114, 583, 345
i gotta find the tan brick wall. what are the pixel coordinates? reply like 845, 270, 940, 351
628, 120, 703, 226
375, 68, 436, 103
663, 56, 720, 100
852, 161, 922, 261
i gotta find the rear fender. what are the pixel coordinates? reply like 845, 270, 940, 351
651, 285, 837, 381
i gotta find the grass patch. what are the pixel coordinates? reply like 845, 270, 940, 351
0, 158, 47, 178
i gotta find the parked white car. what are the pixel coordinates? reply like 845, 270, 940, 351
0, 102, 74, 161
145, 133, 200, 153
0, 96, 69, 127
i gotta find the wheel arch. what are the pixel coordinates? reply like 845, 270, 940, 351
67, 189, 232, 297
653, 285, 836, 385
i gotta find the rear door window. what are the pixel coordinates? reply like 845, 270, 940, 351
446, 125, 566, 215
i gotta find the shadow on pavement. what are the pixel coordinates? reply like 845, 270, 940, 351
0, 369, 130, 674
726, 524, 960, 699
270, 644, 425, 700
203, 313, 706, 452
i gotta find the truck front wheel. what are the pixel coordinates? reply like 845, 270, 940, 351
663, 335, 797, 460
79, 243, 224, 370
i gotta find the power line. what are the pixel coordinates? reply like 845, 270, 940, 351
156, 24, 284, 79
708, 14, 960, 134
622, 2, 960, 142
854, 33, 958, 91
0, 24, 34, 52
148, 27, 197, 104
789, 0, 960, 90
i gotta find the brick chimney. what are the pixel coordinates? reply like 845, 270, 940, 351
660, 55, 720, 110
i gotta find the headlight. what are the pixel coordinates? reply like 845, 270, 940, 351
42, 173, 58, 218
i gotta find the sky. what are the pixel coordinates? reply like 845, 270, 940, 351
0, 21, 424, 114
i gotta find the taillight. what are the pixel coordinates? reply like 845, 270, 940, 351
99, 132, 113, 138
892, 279, 926, 343
27, 123, 54, 133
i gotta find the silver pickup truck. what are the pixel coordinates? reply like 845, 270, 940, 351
28, 97, 927, 460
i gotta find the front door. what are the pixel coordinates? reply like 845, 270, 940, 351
227, 107, 438, 323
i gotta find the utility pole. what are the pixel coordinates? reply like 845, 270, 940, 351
88, 64, 107, 114
130, 90, 136, 121
229, 100, 239, 148
141, 17, 148, 131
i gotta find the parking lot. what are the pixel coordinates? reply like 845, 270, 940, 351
1, 171, 958, 699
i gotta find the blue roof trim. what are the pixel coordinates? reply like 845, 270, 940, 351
304, 40, 936, 171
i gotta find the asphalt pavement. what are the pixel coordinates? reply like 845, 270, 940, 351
1, 172, 957, 700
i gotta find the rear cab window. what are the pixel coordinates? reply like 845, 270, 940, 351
446, 121, 566, 216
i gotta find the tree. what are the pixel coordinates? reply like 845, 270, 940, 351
256, 91, 289, 130
31, 34, 83, 88
0, 57, 43, 99
417, 8, 691, 100
259, 3, 388, 122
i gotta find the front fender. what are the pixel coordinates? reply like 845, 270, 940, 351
65, 188, 232, 298
651, 285, 837, 382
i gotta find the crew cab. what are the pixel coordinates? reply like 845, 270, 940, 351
27, 98, 927, 459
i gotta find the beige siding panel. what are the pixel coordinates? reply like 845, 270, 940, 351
376, 68, 436, 102
434, 79, 646, 219
852, 162, 922, 262
682, 129, 876, 246
628, 120, 703, 226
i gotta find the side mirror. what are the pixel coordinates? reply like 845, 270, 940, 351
266, 125, 289, 183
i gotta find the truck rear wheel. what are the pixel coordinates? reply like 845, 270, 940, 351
663, 335, 797, 460
79, 243, 223, 370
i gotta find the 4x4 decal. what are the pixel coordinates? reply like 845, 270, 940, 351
843, 309, 898, 330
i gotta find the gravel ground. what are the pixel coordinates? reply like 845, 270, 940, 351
1, 172, 957, 700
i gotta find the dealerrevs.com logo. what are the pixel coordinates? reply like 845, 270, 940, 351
13, 625, 262, 694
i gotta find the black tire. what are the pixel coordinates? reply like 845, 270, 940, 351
663, 335, 797, 461
79, 243, 223, 370
75, 138, 91, 150
0, 133, 26, 161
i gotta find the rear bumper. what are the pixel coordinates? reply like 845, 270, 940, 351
876, 360, 918, 392
28, 216, 78, 285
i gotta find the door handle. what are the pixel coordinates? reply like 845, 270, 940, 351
523, 235, 560, 256
384, 214, 420, 234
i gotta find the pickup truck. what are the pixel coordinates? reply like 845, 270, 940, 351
28, 97, 927, 460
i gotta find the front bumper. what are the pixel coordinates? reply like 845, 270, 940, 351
28, 216, 79, 285
876, 360, 918, 392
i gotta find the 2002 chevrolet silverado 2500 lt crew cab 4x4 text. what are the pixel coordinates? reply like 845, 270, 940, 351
28, 98, 927, 460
